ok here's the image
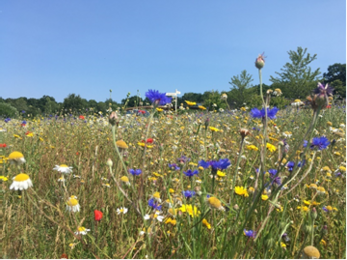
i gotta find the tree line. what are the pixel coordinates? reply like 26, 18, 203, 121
0, 47, 345, 118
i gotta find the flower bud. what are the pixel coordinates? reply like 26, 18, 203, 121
255, 53, 265, 69
106, 158, 113, 167
311, 207, 317, 220
109, 111, 118, 126
240, 128, 250, 138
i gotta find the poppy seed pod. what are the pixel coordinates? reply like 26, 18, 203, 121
255, 53, 265, 69
109, 111, 118, 126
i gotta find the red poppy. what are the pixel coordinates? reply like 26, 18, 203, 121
61, 253, 68, 259
25, 131, 32, 135
146, 138, 153, 144
138, 110, 146, 114
76, 152, 79, 155
94, 210, 103, 221
0, 143, 6, 148
21, 123, 26, 127
79, 115, 85, 120
326, 105, 331, 109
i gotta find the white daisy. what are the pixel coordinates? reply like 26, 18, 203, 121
66, 196, 80, 212
144, 214, 151, 220
74, 227, 90, 235
53, 164, 73, 174
8, 151, 26, 165
117, 207, 128, 215
9, 173, 33, 191
153, 211, 164, 222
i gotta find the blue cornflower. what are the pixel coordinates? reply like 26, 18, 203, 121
322, 206, 329, 213
21, 110, 26, 113
182, 190, 195, 199
303, 140, 308, 148
310, 136, 330, 150
271, 176, 281, 186
148, 198, 162, 210
129, 169, 142, 176
183, 169, 199, 177
22, 120, 27, 125
268, 169, 277, 177
286, 161, 295, 172
168, 163, 180, 171
198, 158, 231, 170
145, 89, 172, 105
4, 118, 11, 123
298, 160, 306, 167
250, 107, 279, 119
244, 229, 256, 238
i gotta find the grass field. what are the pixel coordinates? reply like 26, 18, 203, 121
1, 96, 346, 258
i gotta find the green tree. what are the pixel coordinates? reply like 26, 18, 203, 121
228, 70, 254, 108
270, 47, 321, 99
63, 94, 88, 112
323, 63, 346, 99
0, 102, 19, 117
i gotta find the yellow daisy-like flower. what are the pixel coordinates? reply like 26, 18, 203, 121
138, 142, 146, 147
165, 217, 177, 226
246, 145, 259, 151
185, 100, 196, 106
169, 188, 175, 193
261, 194, 269, 201
0, 176, 8, 182
280, 242, 286, 248
207, 197, 225, 211
9, 173, 33, 190
202, 219, 211, 229
198, 105, 206, 110
339, 166, 346, 172
216, 171, 226, 177
266, 143, 277, 152
13, 134, 22, 139
234, 186, 248, 197
8, 151, 26, 165
179, 204, 200, 217
156, 108, 163, 112
209, 126, 220, 132
152, 192, 161, 202
303, 200, 311, 206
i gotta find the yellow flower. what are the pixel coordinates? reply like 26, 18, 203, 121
179, 204, 200, 217
207, 197, 225, 211
280, 242, 286, 248
165, 218, 177, 226
169, 188, 175, 193
0, 176, 8, 181
261, 194, 269, 201
246, 145, 259, 151
327, 121, 332, 126
185, 100, 196, 106
156, 108, 163, 112
120, 176, 130, 185
320, 239, 326, 246
235, 186, 248, 197
339, 166, 346, 172
138, 142, 146, 147
13, 134, 22, 139
216, 171, 226, 177
198, 105, 206, 110
209, 126, 220, 132
266, 143, 277, 152
303, 200, 311, 206
202, 219, 211, 229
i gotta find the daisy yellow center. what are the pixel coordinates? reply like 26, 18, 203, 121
60, 164, 68, 168
120, 209, 124, 213
67, 198, 78, 206
9, 151, 24, 160
78, 227, 86, 232
120, 176, 129, 182
14, 173, 30, 182
208, 197, 222, 208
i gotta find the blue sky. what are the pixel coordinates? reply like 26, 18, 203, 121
1, 1, 346, 103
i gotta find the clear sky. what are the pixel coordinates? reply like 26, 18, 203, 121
1, 1, 346, 103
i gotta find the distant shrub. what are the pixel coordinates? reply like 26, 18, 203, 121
0, 102, 19, 118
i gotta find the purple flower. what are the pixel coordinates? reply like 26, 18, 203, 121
250, 107, 279, 120
145, 89, 172, 105
303, 140, 308, 148
310, 136, 330, 150
182, 190, 195, 199
177, 156, 190, 164
287, 161, 295, 172
168, 163, 180, 171
268, 169, 277, 177
198, 158, 231, 170
244, 229, 256, 238
298, 160, 306, 167
313, 82, 334, 97
183, 169, 199, 177
129, 169, 142, 176
4, 118, 11, 123
148, 198, 162, 210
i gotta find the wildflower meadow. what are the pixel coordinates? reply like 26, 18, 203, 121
1, 56, 346, 259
